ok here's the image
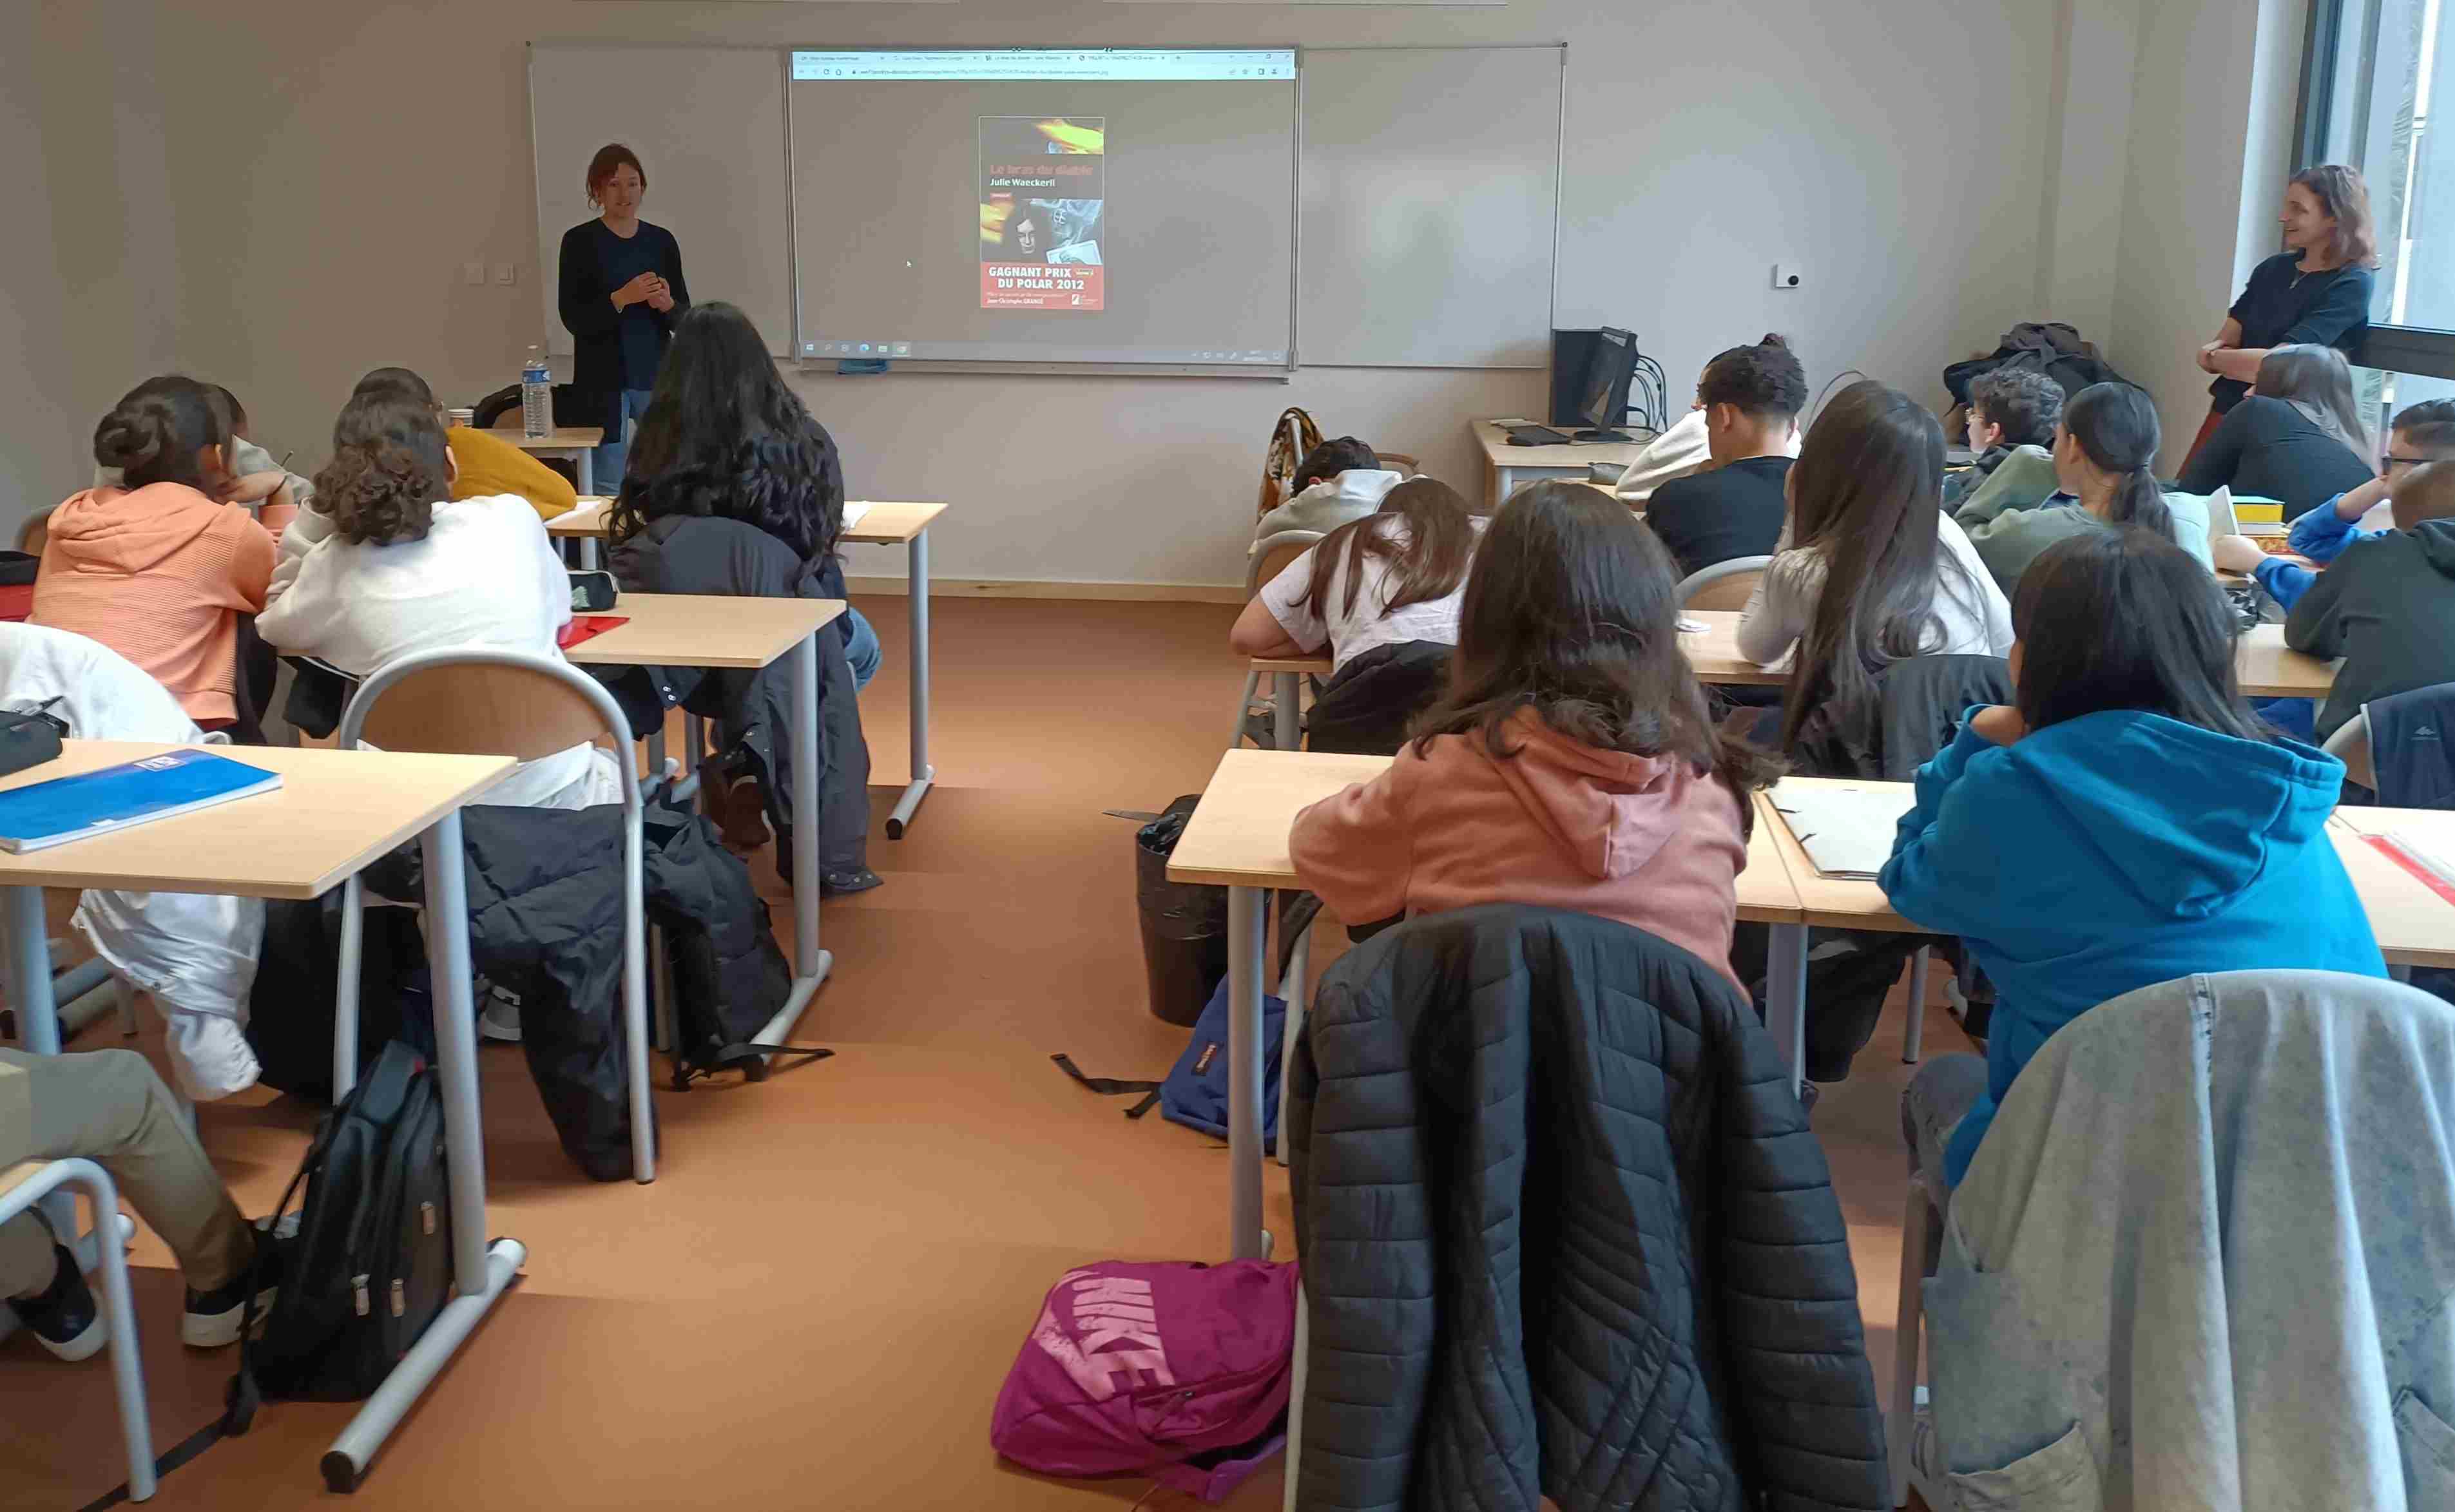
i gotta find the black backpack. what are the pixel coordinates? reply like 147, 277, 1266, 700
224, 1041, 454, 1429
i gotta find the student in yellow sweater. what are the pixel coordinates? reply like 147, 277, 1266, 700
268, 367, 577, 602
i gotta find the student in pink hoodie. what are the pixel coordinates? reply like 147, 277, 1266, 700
32, 378, 274, 728
1291, 481, 1783, 980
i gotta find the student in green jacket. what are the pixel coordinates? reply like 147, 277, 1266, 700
1958, 383, 2212, 595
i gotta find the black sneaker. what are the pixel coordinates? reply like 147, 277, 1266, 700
182, 1219, 290, 1348
820, 867, 883, 897
14, 1243, 104, 1361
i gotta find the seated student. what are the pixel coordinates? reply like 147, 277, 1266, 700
1229, 478, 1478, 753
93, 383, 312, 535
1959, 382, 2213, 594
32, 377, 274, 729
257, 385, 622, 811
1737, 379, 2012, 693
1641, 334, 1805, 579
2288, 399, 2455, 564
2176, 343, 2376, 519
1252, 436, 1403, 546
1288, 481, 1780, 973
607, 300, 878, 894
1883, 528, 2383, 1189
1, 1048, 287, 1359
1941, 368, 2063, 511
2286, 457, 2455, 741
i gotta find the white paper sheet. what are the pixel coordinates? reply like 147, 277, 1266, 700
1770, 781, 1913, 880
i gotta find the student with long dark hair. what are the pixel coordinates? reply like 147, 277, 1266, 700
1231, 478, 1481, 752
1881, 529, 2383, 1190
32, 377, 274, 728
607, 301, 876, 892
2177, 343, 2375, 518
1961, 382, 2213, 593
1735, 380, 2011, 754
1289, 482, 1781, 974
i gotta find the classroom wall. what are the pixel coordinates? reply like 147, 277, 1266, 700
2107, 0, 2311, 471
0, 0, 2263, 588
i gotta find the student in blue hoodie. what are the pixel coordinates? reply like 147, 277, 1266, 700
1881, 528, 2385, 1191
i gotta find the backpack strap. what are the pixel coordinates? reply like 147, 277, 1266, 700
1050, 1054, 1162, 1118
221, 1091, 348, 1436
672, 1042, 835, 1089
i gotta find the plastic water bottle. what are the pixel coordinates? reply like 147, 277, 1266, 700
521, 347, 552, 438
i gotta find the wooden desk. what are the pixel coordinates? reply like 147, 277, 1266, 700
551, 501, 950, 836
489, 423, 605, 495
0, 741, 520, 1487
566, 593, 845, 1046
1170, 748, 1810, 1259
2329, 811, 2455, 968
838, 502, 949, 836
1471, 419, 1656, 512
2235, 622, 2339, 698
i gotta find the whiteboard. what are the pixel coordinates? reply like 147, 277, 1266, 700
528, 43, 796, 359
1298, 47, 1563, 368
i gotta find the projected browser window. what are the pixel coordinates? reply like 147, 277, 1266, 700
790, 50, 1297, 367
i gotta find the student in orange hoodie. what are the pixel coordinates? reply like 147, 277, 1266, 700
1290, 480, 1783, 979
32, 378, 275, 728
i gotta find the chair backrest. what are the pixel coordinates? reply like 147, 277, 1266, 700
2322, 708, 2375, 790
1374, 451, 1421, 478
336, 650, 638, 808
1247, 530, 1326, 598
16, 508, 51, 559
1677, 555, 1771, 613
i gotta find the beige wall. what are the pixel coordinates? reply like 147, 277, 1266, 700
5, 0, 2291, 587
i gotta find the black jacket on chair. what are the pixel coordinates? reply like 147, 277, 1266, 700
1288, 905, 1887, 1512
1304, 640, 1451, 756
606, 514, 871, 878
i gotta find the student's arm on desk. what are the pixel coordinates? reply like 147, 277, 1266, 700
1733, 540, 1811, 666
2287, 480, 2387, 564
1289, 761, 1414, 926
1229, 595, 1307, 659
1236, 542, 1331, 659
2284, 545, 2359, 657
1876, 720, 2005, 934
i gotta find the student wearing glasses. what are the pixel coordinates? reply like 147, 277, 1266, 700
2211, 399, 2455, 609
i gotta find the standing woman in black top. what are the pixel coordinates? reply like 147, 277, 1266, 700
2188, 164, 2378, 466
558, 143, 689, 493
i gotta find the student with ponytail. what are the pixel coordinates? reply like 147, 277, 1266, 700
1960, 381, 2213, 595
258, 376, 621, 812
31, 377, 274, 727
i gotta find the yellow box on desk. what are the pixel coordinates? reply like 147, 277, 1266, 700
2233, 497, 2286, 524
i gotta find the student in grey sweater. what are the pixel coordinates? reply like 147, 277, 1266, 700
1959, 383, 2211, 596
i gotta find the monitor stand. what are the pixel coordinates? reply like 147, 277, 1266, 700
1574, 428, 1632, 443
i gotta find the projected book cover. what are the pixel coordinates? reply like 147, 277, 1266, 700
979, 116, 1106, 311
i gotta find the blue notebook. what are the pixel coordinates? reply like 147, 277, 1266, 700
0, 748, 283, 854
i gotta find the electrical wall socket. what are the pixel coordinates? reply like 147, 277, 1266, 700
492, 262, 517, 286
1771, 262, 1804, 290
461, 260, 486, 287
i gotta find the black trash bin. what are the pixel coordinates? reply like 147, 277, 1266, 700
1135, 796, 1227, 1027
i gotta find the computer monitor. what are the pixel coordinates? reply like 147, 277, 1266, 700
1574, 327, 1636, 442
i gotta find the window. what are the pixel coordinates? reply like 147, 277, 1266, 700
2300, 0, 2455, 381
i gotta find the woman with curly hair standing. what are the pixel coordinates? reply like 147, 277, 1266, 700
258, 371, 621, 812
606, 300, 878, 894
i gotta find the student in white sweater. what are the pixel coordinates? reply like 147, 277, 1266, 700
258, 387, 621, 811
1737, 381, 2012, 748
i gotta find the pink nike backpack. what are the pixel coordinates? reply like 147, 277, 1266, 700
990, 1259, 1298, 1501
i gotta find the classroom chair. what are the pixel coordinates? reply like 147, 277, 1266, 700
16, 508, 52, 560
1372, 450, 1421, 478
0, 1159, 155, 1500
2322, 709, 2376, 791
331, 649, 656, 1183
1230, 530, 1325, 751
1888, 971, 2455, 1508
1675, 555, 1771, 613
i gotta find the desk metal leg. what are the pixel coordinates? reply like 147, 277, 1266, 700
322, 810, 527, 1491
1228, 885, 1267, 1262
5, 886, 71, 1239
1766, 922, 1809, 1098
758, 634, 831, 1050
575, 449, 594, 498
579, 536, 601, 572
1273, 673, 1300, 752
885, 529, 935, 838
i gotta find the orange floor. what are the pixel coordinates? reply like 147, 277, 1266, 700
0, 595, 1969, 1510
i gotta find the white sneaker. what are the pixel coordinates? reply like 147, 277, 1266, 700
479, 997, 522, 1044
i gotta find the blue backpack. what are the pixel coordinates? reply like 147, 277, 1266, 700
1055, 977, 1286, 1142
